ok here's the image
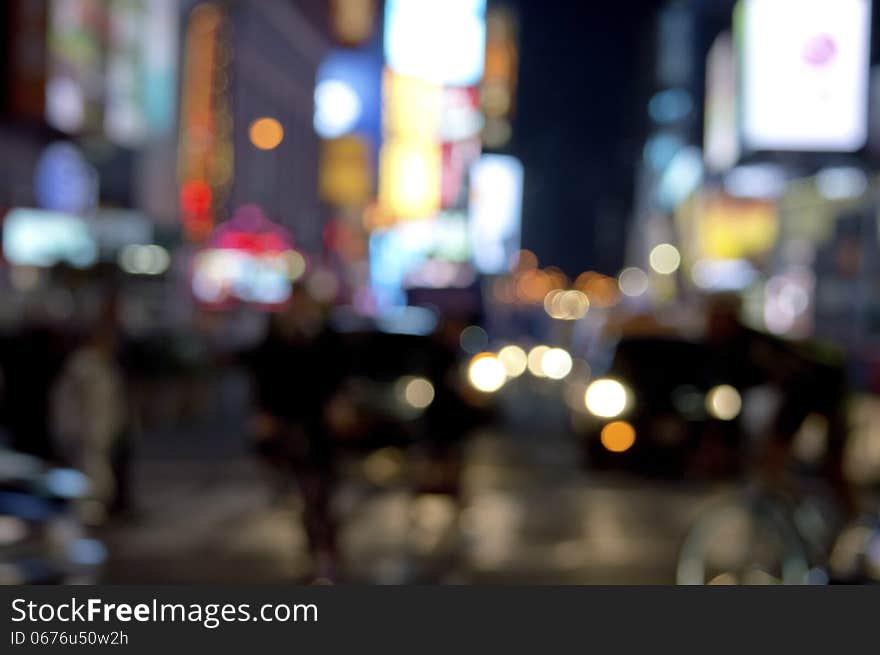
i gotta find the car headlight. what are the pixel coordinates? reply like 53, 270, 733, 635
584, 378, 630, 418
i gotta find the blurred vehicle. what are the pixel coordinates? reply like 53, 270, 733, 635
0, 448, 105, 584
578, 336, 740, 478
327, 329, 491, 461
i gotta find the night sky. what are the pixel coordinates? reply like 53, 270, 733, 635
509, 1, 667, 278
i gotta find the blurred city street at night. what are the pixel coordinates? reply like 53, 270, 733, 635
2, 0, 880, 587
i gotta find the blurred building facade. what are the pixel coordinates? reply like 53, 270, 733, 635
228, 0, 329, 252
627, 0, 880, 392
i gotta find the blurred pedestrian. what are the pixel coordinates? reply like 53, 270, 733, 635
246, 285, 348, 581
50, 297, 130, 524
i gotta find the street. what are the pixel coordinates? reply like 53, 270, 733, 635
99, 390, 718, 584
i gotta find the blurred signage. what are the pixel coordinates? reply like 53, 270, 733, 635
315, 49, 382, 141
45, 0, 107, 133
192, 205, 302, 308
440, 86, 483, 142
378, 139, 442, 219
439, 89, 482, 210
369, 213, 470, 307
105, 0, 179, 145
142, 0, 179, 136
192, 249, 295, 307
320, 136, 373, 207
105, 0, 147, 145
690, 192, 778, 260
2, 207, 98, 268
468, 154, 523, 274
33, 142, 98, 215
441, 138, 481, 209
703, 33, 739, 173
384, 0, 487, 86
43, 0, 177, 142
738, 0, 872, 152
378, 69, 445, 221
383, 70, 442, 141
178, 3, 233, 242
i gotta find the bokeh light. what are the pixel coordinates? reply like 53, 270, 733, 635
118, 244, 171, 276
497, 345, 528, 378
284, 250, 307, 281
314, 79, 362, 138
526, 345, 550, 377
600, 421, 636, 453
249, 117, 284, 150
584, 378, 628, 418
468, 353, 507, 393
706, 384, 742, 421
540, 347, 573, 380
545, 289, 589, 320
460, 325, 489, 354
649, 243, 681, 275
543, 289, 564, 318
618, 266, 649, 297
511, 249, 538, 272
402, 376, 435, 409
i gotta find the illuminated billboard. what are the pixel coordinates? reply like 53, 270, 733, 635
105, 0, 179, 144
691, 192, 778, 260
382, 70, 442, 141
378, 139, 442, 219
191, 205, 304, 309
3, 208, 97, 268
738, 0, 872, 152
315, 49, 382, 140
384, 0, 486, 86
468, 154, 523, 274
45, 0, 106, 133
369, 212, 471, 307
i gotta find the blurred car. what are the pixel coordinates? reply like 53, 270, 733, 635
327, 329, 491, 454
577, 336, 743, 478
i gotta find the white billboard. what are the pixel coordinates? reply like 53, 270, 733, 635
384, 0, 486, 86
739, 0, 871, 152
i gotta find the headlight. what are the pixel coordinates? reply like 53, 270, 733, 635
468, 353, 507, 393
705, 385, 741, 421
584, 378, 629, 418
395, 376, 435, 410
